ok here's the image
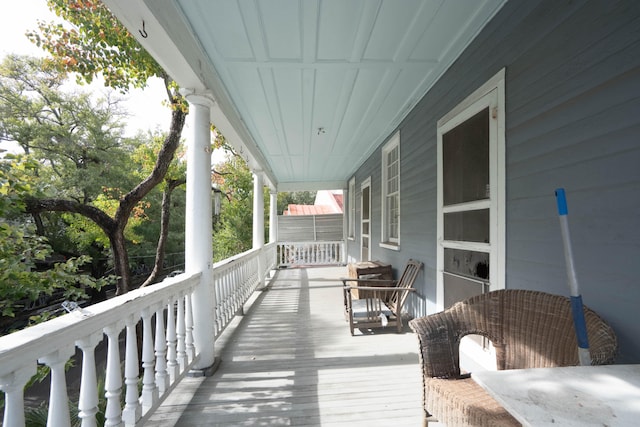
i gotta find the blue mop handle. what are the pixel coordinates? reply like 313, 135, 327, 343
555, 188, 591, 365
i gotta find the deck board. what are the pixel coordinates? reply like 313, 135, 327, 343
145, 266, 424, 426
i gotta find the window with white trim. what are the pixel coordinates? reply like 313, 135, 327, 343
381, 132, 400, 249
348, 177, 356, 240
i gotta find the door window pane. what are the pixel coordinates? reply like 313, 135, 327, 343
443, 248, 489, 281
444, 209, 490, 243
443, 108, 489, 205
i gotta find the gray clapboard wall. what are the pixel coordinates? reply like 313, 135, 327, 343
278, 214, 343, 242
346, 0, 640, 362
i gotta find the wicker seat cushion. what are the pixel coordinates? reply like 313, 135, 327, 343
425, 377, 519, 426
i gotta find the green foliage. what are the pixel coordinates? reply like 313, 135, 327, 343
0, 55, 135, 203
0, 158, 110, 320
28, 0, 163, 92
0, 54, 140, 291
213, 155, 254, 261
22, 372, 108, 427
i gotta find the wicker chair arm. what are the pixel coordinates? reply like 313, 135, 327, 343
409, 313, 462, 378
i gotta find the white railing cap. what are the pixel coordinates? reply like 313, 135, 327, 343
0, 272, 201, 376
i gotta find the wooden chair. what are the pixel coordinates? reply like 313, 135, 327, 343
409, 289, 618, 426
342, 259, 422, 335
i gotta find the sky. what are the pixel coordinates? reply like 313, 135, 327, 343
0, 0, 171, 151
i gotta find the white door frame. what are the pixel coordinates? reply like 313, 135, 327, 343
436, 69, 506, 312
360, 177, 372, 261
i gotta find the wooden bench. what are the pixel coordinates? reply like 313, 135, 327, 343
409, 289, 618, 426
342, 259, 422, 335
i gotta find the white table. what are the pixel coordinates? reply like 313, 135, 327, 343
472, 364, 640, 426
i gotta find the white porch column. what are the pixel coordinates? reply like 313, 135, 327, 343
269, 190, 278, 243
183, 90, 216, 372
253, 171, 265, 249
253, 172, 265, 288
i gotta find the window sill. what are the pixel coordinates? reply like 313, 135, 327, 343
379, 242, 400, 251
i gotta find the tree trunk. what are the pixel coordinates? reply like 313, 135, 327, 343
110, 226, 131, 295
140, 178, 185, 287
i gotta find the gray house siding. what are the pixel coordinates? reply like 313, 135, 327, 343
346, 0, 640, 362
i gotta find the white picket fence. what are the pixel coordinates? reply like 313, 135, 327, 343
276, 241, 345, 267
0, 243, 276, 427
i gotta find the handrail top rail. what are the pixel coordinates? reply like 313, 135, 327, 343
0, 272, 201, 376
212, 245, 268, 270
277, 240, 343, 244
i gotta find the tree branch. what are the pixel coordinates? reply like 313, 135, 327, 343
115, 101, 186, 226
25, 197, 117, 235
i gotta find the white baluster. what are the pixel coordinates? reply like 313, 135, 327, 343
185, 294, 195, 362
176, 295, 187, 371
166, 298, 178, 383
76, 332, 104, 427
103, 323, 124, 427
140, 307, 158, 412
122, 315, 141, 426
0, 365, 36, 427
213, 275, 221, 336
39, 346, 75, 427
154, 304, 169, 394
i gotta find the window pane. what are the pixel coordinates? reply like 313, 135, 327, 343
388, 194, 399, 239
443, 108, 489, 205
444, 209, 490, 243
362, 187, 370, 219
443, 248, 489, 281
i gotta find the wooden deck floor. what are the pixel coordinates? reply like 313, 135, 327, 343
145, 266, 424, 426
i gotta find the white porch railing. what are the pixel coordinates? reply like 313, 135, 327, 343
276, 240, 345, 268
0, 244, 276, 427
212, 242, 276, 336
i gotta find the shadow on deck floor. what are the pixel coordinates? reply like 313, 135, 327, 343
144, 266, 423, 427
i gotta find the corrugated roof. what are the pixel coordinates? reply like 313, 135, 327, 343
284, 204, 336, 215
284, 190, 344, 215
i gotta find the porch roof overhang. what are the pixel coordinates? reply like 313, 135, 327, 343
103, 0, 507, 191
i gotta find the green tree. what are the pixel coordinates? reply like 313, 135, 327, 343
26, 0, 188, 294
0, 156, 108, 329
130, 134, 187, 286
0, 55, 153, 293
212, 154, 254, 261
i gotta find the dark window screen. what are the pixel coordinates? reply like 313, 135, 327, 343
443, 108, 489, 205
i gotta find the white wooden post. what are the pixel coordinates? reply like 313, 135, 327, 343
140, 308, 158, 412
122, 315, 141, 426
185, 294, 195, 362
103, 323, 124, 427
0, 365, 36, 427
39, 346, 75, 427
176, 295, 187, 371
253, 171, 265, 288
154, 304, 169, 394
269, 189, 278, 243
166, 298, 178, 383
182, 89, 217, 372
76, 332, 104, 427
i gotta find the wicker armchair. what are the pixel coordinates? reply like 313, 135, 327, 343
409, 289, 618, 426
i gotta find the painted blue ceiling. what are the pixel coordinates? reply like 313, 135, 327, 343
108, 0, 507, 190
